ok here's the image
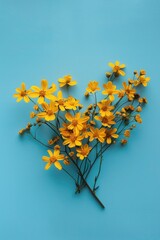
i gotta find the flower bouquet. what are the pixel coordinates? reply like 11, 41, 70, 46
14, 61, 150, 208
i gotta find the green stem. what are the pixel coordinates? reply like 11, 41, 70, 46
93, 143, 103, 192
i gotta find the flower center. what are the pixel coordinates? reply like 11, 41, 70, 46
114, 66, 120, 71
58, 99, 64, 105
102, 106, 108, 111
70, 134, 77, 142
65, 76, 71, 84
50, 156, 57, 163
93, 131, 99, 138
21, 91, 26, 97
72, 119, 78, 126
47, 110, 53, 115
39, 90, 46, 97
103, 117, 108, 123
81, 149, 87, 156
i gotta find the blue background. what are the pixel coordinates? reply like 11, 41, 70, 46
0, 0, 160, 239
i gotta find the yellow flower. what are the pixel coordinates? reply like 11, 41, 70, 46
135, 114, 142, 123
65, 96, 82, 110
139, 75, 150, 87
94, 114, 115, 127
65, 112, 89, 135
97, 100, 114, 117
124, 130, 130, 137
76, 144, 92, 160
102, 81, 119, 101
55, 91, 66, 111
122, 82, 136, 100
108, 61, 126, 76
37, 101, 58, 121
13, 82, 31, 103
88, 127, 106, 143
63, 132, 84, 148
105, 128, 119, 144
42, 149, 64, 170
58, 75, 77, 87
86, 81, 100, 93
30, 79, 56, 104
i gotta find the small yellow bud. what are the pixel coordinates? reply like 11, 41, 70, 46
87, 104, 93, 110
124, 130, 130, 137
105, 72, 112, 78
90, 120, 96, 125
30, 112, 36, 118
69, 151, 74, 157
140, 69, 146, 75
135, 114, 142, 123
36, 117, 41, 123
84, 92, 89, 97
18, 129, 25, 135
121, 139, 127, 145
136, 106, 142, 112
134, 70, 138, 75
33, 105, 39, 111
48, 139, 54, 145
64, 157, 70, 165
54, 145, 60, 150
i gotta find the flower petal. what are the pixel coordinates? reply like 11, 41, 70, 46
41, 79, 48, 90
54, 161, 62, 170
120, 64, 126, 68
45, 162, 51, 170
68, 81, 77, 86
65, 112, 73, 122
31, 86, 40, 92
108, 62, 115, 68
42, 156, 50, 162
119, 70, 125, 76
115, 61, 120, 66
47, 150, 53, 157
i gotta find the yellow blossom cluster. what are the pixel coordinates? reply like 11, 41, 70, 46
14, 61, 150, 208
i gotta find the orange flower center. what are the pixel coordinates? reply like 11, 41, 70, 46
81, 149, 87, 156
72, 119, 78, 126
50, 156, 57, 163
102, 106, 108, 111
93, 131, 99, 138
39, 90, 46, 97
21, 91, 27, 97
106, 132, 111, 137
47, 110, 53, 115
114, 66, 120, 71
58, 99, 64, 105
102, 117, 109, 123
65, 76, 71, 84
70, 134, 77, 142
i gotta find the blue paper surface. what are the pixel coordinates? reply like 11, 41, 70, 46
0, 0, 160, 239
